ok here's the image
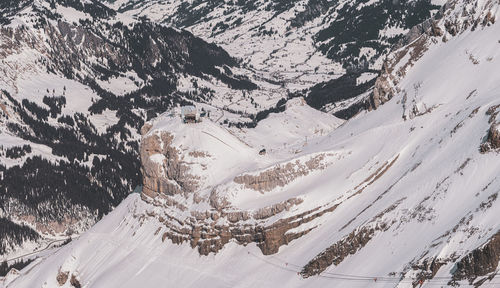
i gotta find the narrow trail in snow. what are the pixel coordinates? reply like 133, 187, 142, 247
3, 238, 70, 264
201, 131, 236, 151
215, 105, 226, 123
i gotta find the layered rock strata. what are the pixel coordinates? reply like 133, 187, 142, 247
139, 124, 337, 255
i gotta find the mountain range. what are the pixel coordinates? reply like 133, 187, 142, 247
1, 0, 500, 287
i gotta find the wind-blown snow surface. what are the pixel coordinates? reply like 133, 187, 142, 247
5, 5, 500, 288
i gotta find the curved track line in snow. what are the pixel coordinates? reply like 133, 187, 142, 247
3, 239, 69, 264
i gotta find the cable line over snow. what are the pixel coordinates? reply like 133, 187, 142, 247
245, 250, 500, 286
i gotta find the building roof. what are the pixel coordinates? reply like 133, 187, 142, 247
181, 106, 197, 116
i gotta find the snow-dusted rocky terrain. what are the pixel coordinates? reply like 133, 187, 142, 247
0, 0, 446, 260
110, 0, 446, 114
0, 0, 287, 260
3, 0, 500, 286
111, 0, 444, 73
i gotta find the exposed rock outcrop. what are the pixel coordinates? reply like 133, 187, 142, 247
301, 225, 378, 277
300, 197, 405, 278
410, 258, 446, 285
369, 71, 394, 110
401, 18, 443, 48
56, 270, 81, 288
480, 123, 500, 153
370, 0, 498, 112
70, 275, 81, 288
485, 123, 500, 149
452, 230, 500, 282
56, 270, 68, 286
480, 105, 500, 153
234, 154, 329, 192
140, 131, 199, 198
148, 198, 338, 256
253, 198, 304, 220
139, 123, 338, 255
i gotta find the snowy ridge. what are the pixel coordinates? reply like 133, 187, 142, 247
4, 1, 500, 285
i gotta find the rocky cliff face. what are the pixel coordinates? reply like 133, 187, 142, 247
138, 116, 342, 255
368, 0, 498, 112
140, 130, 198, 199
488, 124, 500, 148
480, 105, 500, 152
233, 154, 329, 193
0, 0, 264, 257
452, 230, 500, 285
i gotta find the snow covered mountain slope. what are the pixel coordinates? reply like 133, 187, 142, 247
0, 0, 290, 258
231, 97, 343, 153
4, 0, 500, 286
0, 0, 453, 260
109, 0, 444, 115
